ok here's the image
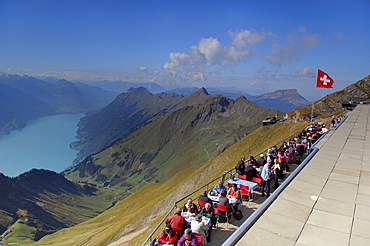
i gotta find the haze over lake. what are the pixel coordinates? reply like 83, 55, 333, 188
0, 113, 83, 177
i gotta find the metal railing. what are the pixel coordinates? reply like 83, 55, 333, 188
141, 122, 332, 245
221, 112, 350, 245
141, 169, 234, 246
221, 146, 320, 246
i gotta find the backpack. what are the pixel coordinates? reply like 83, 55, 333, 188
234, 210, 243, 220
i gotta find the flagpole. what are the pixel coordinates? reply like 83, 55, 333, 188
311, 67, 318, 122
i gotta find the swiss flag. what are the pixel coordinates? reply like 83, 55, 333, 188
316, 69, 334, 88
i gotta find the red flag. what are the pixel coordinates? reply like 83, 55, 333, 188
316, 69, 334, 88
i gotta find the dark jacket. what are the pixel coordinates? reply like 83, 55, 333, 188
198, 194, 212, 204
235, 159, 245, 175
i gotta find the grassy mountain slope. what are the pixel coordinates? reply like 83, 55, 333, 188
70, 87, 184, 163
35, 122, 307, 246
64, 88, 283, 197
0, 170, 117, 243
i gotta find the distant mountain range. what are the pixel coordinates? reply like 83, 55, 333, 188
0, 73, 310, 134
64, 87, 283, 195
76, 80, 310, 112
0, 84, 56, 133
165, 87, 309, 112
0, 74, 118, 133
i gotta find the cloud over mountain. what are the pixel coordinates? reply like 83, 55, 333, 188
161, 26, 320, 85
162, 29, 273, 82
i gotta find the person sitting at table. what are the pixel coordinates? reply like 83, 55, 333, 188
177, 228, 199, 246
181, 198, 198, 214
198, 190, 212, 205
166, 208, 189, 234
219, 190, 231, 211
257, 154, 267, 167
245, 161, 257, 180
199, 203, 215, 242
211, 181, 226, 195
227, 183, 242, 213
157, 225, 178, 245
190, 214, 208, 245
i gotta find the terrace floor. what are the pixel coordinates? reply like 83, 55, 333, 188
236, 104, 370, 246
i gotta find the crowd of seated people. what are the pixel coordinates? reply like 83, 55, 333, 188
237, 122, 329, 180
155, 122, 331, 245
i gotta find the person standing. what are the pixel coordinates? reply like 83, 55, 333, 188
272, 159, 281, 189
261, 160, 272, 197
166, 208, 189, 233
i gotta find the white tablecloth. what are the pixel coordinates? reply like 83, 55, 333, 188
181, 212, 211, 226
207, 195, 238, 204
228, 178, 259, 192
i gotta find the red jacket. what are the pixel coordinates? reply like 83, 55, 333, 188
165, 213, 188, 230
157, 231, 178, 244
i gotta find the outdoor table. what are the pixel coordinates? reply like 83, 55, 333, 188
181, 212, 211, 226
207, 194, 239, 205
228, 178, 259, 192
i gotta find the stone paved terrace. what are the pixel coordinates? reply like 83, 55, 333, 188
235, 104, 370, 246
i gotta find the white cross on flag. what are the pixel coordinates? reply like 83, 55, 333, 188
316, 69, 334, 88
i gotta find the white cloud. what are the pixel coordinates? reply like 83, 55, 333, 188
162, 29, 272, 83
265, 44, 301, 65
290, 67, 316, 78
266, 27, 320, 66
198, 37, 226, 65
138, 66, 149, 72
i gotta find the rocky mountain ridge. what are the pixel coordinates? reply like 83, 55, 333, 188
312, 75, 370, 114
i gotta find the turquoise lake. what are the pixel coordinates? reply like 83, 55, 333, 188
0, 113, 84, 177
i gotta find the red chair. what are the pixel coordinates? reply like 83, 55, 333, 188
198, 199, 207, 209
194, 233, 203, 245
215, 203, 232, 223
286, 152, 294, 163
237, 174, 247, 180
245, 171, 253, 180
239, 184, 251, 201
251, 177, 263, 193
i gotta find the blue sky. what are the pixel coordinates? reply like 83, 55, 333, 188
0, 0, 369, 100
